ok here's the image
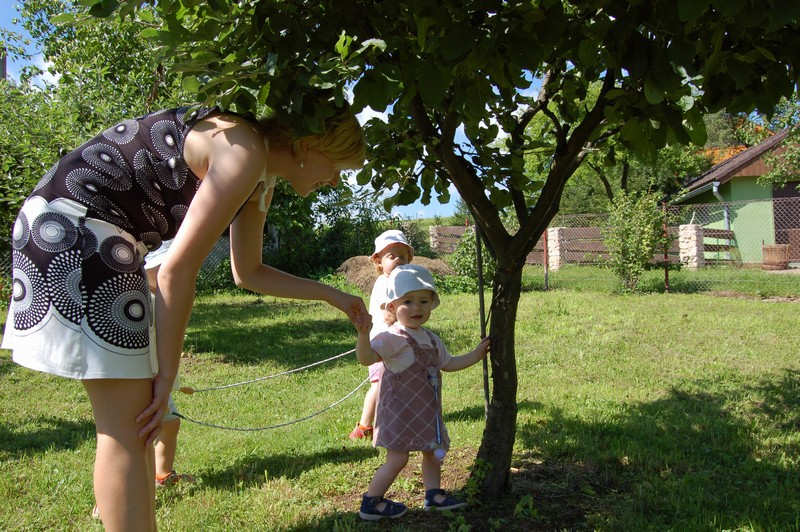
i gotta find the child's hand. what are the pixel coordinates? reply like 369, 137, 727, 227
383, 255, 403, 275
475, 337, 490, 359
354, 308, 373, 334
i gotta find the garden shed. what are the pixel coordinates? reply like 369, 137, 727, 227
674, 129, 800, 264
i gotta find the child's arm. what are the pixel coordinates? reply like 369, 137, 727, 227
355, 312, 381, 366
442, 337, 490, 372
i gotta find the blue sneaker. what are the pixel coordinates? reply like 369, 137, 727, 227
359, 494, 408, 521
423, 489, 467, 511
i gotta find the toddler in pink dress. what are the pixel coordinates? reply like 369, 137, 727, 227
354, 264, 490, 521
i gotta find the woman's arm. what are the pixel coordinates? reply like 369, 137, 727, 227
138, 117, 270, 443
229, 199, 362, 310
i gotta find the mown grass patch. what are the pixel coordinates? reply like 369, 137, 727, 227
1, 284, 799, 530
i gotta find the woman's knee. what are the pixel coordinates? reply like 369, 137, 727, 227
83, 379, 153, 441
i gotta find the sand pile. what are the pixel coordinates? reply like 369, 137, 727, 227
337, 256, 455, 294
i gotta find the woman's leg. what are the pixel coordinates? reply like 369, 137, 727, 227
367, 449, 408, 498
83, 378, 155, 532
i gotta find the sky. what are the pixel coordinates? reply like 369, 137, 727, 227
0, 4, 52, 83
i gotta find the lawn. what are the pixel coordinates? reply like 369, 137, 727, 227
1, 268, 799, 530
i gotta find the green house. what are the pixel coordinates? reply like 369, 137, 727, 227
674, 130, 800, 264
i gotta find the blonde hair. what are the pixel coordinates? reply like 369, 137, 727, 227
259, 104, 365, 169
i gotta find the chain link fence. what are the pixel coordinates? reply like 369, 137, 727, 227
430, 197, 800, 296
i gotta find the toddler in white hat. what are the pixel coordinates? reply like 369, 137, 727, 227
354, 264, 490, 521
349, 230, 414, 441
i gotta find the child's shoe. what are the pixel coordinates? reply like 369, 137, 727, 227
348, 423, 373, 440
156, 470, 195, 487
359, 493, 408, 521
423, 488, 467, 511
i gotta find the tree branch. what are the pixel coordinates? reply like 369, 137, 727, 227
588, 161, 615, 203
510, 69, 617, 262
410, 94, 509, 251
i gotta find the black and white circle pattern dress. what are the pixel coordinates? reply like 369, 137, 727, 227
2, 107, 217, 379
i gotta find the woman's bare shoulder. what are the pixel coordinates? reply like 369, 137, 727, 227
184, 113, 266, 179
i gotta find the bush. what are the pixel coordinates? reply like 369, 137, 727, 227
433, 273, 478, 294
195, 258, 240, 294
603, 192, 673, 292
381, 219, 435, 258
446, 227, 496, 291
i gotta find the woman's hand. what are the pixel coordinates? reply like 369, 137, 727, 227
354, 308, 373, 335
136, 373, 174, 446
328, 290, 368, 325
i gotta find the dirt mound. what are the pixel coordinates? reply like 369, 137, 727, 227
336, 255, 455, 294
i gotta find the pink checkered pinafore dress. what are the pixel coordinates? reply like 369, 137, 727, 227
373, 327, 450, 453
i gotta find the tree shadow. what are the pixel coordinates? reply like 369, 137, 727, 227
445, 399, 542, 423
0, 358, 16, 377
186, 299, 357, 366
513, 369, 800, 529
199, 445, 378, 491
0, 416, 94, 459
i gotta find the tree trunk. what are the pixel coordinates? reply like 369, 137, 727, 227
475, 260, 522, 496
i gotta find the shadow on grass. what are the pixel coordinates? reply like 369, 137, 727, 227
445, 399, 542, 424
0, 359, 16, 377
514, 369, 800, 529
186, 300, 356, 366
199, 445, 378, 490
0, 416, 94, 458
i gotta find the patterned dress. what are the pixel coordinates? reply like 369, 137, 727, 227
373, 327, 450, 453
2, 107, 217, 379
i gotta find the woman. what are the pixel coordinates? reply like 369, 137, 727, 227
2, 104, 367, 530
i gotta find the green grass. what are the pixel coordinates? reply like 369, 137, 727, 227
523, 263, 800, 298
2, 270, 800, 530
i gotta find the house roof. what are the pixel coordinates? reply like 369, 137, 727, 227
683, 128, 790, 192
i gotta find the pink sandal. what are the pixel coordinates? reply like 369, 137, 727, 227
349, 424, 373, 440
156, 470, 195, 487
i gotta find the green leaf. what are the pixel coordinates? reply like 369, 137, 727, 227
181, 75, 201, 93
415, 16, 435, 51
417, 61, 450, 107
677, 0, 708, 21
335, 31, 353, 59
488, 188, 511, 208
677, 95, 695, 111
88, 0, 119, 18
356, 165, 372, 186
50, 13, 79, 25
352, 70, 400, 113
257, 82, 271, 105
644, 79, 664, 104
355, 38, 387, 56
683, 111, 708, 145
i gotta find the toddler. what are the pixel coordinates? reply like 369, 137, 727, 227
354, 264, 490, 520
349, 230, 413, 440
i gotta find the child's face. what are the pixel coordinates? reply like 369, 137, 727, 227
376, 243, 412, 276
388, 289, 435, 329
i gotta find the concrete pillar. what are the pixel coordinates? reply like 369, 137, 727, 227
547, 227, 564, 270
679, 224, 704, 269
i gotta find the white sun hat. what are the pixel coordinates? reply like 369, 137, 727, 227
383, 264, 440, 309
371, 229, 414, 259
